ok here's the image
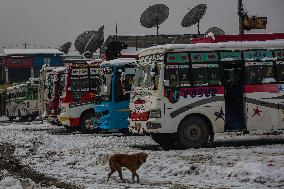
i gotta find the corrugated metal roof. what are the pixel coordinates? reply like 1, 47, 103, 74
4, 49, 63, 56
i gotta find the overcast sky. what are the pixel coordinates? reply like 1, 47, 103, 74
0, 0, 283, 52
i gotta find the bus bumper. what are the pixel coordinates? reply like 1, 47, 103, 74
129, 121, 161, 134
58, 115, 80, 127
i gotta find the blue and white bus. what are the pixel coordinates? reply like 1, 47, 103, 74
93, 58, 136, 133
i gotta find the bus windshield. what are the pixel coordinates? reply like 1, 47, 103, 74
133, 64, 160, 90
100, 74, 112, 102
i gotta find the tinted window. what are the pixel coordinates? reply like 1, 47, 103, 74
70, 68, 89, 92
245, 62, 276, 84
192, 63, 220, 86
114, 72, 134, 102
165, 53, 190, 87
276, 61, 284, 83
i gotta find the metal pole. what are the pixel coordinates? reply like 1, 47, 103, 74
197, 21, 200, 35
238, 0, 244, 34
156, 25, 159, 44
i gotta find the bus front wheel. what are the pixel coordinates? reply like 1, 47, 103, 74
8, 116, 14, 122
177, 116, 209, 149
151, 133, 177, 147
78, 112, 95, 134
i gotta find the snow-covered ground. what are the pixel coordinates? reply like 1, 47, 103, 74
0, 118, 284, 189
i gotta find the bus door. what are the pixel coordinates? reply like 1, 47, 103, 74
113, 67, 135, 129
222, 62, 246, 131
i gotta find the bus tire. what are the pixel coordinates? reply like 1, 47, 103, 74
30, 114, 37, 121
8, 116, 14, 122
151, 133, 177, 147
119, 128, 130, 135
78, 112, 95, 134
18, 110, 24, 122
177, 116, 209, 149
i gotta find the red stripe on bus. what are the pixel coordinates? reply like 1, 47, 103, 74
244, 84, 278, 93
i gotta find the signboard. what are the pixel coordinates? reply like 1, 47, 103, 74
274, 50, 284, 60
5, 57, 32, 68
167, 53, 189, 63
243, 50, 273, 61
71, 68, 88, 76
220, 51, 242, 61
243, 15, 267, 31
191, 52, 218, 62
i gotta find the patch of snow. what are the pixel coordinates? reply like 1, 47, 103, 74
0, 121, 283, 188
0, 177, 23, 189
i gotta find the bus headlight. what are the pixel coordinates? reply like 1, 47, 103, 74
150, 109, 161, 118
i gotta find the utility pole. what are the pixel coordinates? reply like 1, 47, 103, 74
238, 0, 244, 34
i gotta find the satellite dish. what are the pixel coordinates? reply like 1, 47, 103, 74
74, 25, 104, 55
181, 4, 207, 34
105, 41, 128, 60
205, 27, 225, 35
59, 42, 72, 54
140, 4, 169, 43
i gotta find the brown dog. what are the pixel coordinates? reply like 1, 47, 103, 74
107, 152, 148, 183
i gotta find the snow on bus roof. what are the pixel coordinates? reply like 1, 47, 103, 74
138, 40, 284, 55
4, 49, 63, 56
52, 67, 65, 72
101, 58, 136, 67
87, 59, 103, 64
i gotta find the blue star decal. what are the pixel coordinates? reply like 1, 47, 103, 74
215, 107, 225, 121
279, 85, 284, 92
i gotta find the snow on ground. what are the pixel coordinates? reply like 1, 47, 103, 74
0, 119, 284, 189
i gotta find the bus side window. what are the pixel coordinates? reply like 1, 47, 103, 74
208, 64, 220, 86
260, 65, 276, 84
245, 66, 259, 84
179, 65, 190, 87
192, 64, 208, 86
276, 62, 284, 83
164, 66, 179, 87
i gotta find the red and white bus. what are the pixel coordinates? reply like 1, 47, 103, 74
57, 60, 101, 132
129, 38, 284, 148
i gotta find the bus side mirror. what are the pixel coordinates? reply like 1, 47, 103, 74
163, 80, 169, 87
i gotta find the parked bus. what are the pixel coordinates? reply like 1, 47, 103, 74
129, 40, 284, 148
6, 78, 39, 121
91, 58, 136, 133
38, 65, 57, 120
57, 60, 101, 131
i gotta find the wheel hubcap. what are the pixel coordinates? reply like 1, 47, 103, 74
85, 116, 94, 130
184, 124, 201, 140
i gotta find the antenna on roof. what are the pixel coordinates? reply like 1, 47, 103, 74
140, 4, 169, 44
74, 25, 104, 58
181, 4, 207, 35
58, 42, 72, 54
205, 27, 225, 35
